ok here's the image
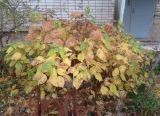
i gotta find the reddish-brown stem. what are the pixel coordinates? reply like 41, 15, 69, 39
37, 85, 41, 116
72, 90, 77, 116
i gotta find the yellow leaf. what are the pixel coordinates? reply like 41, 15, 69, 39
73, 76, 83, 89
77, 53, 85, 62
120, 43, 130, 51
38, 74, 47, 85
85, 50, 94, 60
120, 74, 126, 81
67, 67, 75, 74
100, 86, 109, 95
11, 52, 22, 60
18, 43, 25, 48
66, 53, 73, 57
96, 49, 106, 61
123, 57, 128, 64
6, 47, 14, 54
112, 68, 119, 77
36, 56, 45, 62
90, 66, 97, 74
85, 70, 91, 79
119, 65, 127, 73
64, 47, 72, 52
90, 61, 103, 72
113, 79, 121, 85
5, 107, 14, 115
104, 79, 110, 86
94, 73, 103, 81
115, 54, 124, 60
144, 72, 149, 78
48, 76, 65, 88
124, 83, 132, 91
73, 68, 79, 77
63, 75, 72, 82
109, 84, 119, 97
57, 68, 66, 76
46, 55, 56, 61
137, 56, 143, 62
63, 58, 71, 66
24, 81, 37, 94
31, 56, 45, 66
33, 72, 42, 81
129, 83, 135, 88
80, 72, 88, 81
40, 89, 46, 100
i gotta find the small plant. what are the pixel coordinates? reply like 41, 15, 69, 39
4, 18, 152, 96
2, 17, 153, 115
126, 85, 160, 115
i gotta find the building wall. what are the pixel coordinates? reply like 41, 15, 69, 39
150, 0, 160, 41
154, 0, 160, 24
27, 0, 115, 24
2, 0, 115, 31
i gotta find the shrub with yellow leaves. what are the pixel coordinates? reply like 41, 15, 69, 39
4, 19, 152, 98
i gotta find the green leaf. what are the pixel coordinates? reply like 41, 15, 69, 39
24, 86, 33, 95
85, 5, 90, 17
41, 61, 54, 75
80, 42, 89, 51
118, 20, 124, 31
6, 47, 14, 54
29, 49, 34, 56
15, 62, 22, 69
29, 11, 42, 22
60, 48, 65, 59
27, 68, 36, 80
100, 26, 105, 33
15, 62, 22, 76
47, 49, 56, 57
24, 81, 37, 94
103, 34, 111, 50
109, 84, 119, 97
11, 89, 19, 97
54, 20, 62, 28
34, 42, 41, 49
17, 43, 25, 48
90, 18, 96, 24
